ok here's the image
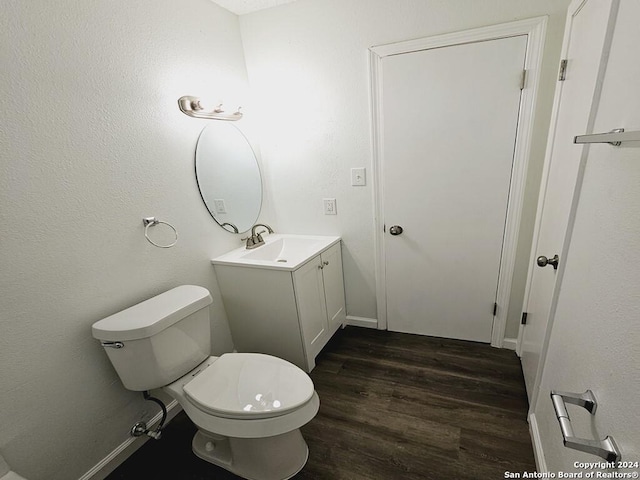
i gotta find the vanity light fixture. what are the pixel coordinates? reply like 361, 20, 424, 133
178, 96, 243, 121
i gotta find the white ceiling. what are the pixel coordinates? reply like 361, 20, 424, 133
210, 0, 299, 15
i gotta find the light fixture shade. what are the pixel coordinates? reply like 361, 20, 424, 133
178, 96, 243, 121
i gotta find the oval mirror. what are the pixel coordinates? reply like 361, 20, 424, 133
195, 123, 262, 234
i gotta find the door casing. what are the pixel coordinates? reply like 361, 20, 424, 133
369, 17, 548, 347
517, 0, 620, 413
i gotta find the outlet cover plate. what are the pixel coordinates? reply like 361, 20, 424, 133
323, 198, 337, 215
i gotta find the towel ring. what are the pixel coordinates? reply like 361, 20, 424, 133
143, 217, 178, 248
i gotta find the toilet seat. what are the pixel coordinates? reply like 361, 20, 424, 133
183, 353, 314, 420
1, 473, 27, 480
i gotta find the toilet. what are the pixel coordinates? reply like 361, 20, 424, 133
0, 454, 27, 480
92, 285, 319, 480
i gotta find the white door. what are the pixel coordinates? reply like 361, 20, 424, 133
531, 0, 639, 469
519, 0, 619, 404
382, 36, 527, 342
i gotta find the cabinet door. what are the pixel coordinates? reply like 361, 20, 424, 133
292, 256, 328, 368
320, 243, 346, 333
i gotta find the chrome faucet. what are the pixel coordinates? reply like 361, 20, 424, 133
242, 223, 274, 249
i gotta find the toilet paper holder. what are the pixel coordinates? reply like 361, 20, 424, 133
550, 389, 621, 462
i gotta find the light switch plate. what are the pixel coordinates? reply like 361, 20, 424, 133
323, 198, 337, 215
213, 199, 227, 214
351, 167, 366, 186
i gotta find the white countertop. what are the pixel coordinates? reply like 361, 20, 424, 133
211, 234, 341, 271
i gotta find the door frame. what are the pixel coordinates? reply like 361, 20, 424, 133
517, 0, 620, 415
369, 17, 548, 347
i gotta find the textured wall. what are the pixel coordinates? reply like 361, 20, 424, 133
0, 0, 252, 478
239, 0, 571, 335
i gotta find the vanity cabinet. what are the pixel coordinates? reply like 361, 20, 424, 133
213, 242, 346, 372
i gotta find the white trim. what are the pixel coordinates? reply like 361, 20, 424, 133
371, 17, 549, 57
528, 412, 547, 473
517, 0, 620, 411
516, 318, 525, 356
369, 17, 548, 342
345, 315, 378, 329
491, 17, 548, 348
368, 50, 387, 330
501, 338, 518, 351
78, 400, 181, 480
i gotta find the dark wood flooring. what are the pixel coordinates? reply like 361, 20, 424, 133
106, 327, 535, 479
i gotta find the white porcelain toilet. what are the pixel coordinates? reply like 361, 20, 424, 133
0, 454, 27, 480
92, 285, 319, 480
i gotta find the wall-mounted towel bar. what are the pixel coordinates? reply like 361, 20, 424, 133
551, 390, 621, 462
574, 128, 640, 146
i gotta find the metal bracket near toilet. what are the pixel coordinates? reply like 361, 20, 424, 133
131, 421, 161, 440
550, 390, 621, 462
130, 392, 168, 440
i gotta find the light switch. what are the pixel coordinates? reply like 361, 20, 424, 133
351, 167, 366, 186
323, 198, 337, 215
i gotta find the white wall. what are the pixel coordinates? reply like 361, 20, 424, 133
239, 0, 571, 335
0, 1, 253, 478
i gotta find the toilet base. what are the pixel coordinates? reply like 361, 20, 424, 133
192, 428, 309, 480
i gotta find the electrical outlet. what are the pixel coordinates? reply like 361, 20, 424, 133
323, 198, 337, 215
213, 199, 227, 214
351, 167, 366, 186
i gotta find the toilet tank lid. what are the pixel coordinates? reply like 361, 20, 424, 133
92, 285, 212, 342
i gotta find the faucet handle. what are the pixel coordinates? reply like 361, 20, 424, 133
241, 236, 256, 247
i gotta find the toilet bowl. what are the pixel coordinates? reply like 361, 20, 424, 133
0, 454, 27, 480
164, 353, 319, 479
92, 285, 319, 480
0, 472, 26, 480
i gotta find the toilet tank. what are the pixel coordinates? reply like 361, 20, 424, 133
92, 285, 213, 391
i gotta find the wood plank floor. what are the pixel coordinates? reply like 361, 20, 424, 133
106, 327, 535, 479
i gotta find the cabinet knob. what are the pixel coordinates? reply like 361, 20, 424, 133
318, 261, 329, 270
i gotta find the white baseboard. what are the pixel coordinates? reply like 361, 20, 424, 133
79, 400, 181, 480
528, 412, 547, 473
345, 316, 378, 329
502, 337, 518, 350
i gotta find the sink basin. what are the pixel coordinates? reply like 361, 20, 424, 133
211, 234, 341, 271
242, 237, 324, 261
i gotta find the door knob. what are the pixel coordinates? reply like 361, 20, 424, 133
389, 225, 404, 236
537, 254, 559, 270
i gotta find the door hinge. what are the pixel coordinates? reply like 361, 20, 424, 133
558, 59, 568, 81
521, 312, 528, 325
493, 302, 498, 316
520, 69, 527, 90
